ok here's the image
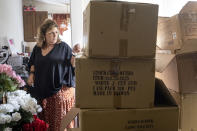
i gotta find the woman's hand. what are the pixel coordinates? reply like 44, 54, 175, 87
71, 56, 75, 67
27, 73, 34, 86
72, 44, 81, 54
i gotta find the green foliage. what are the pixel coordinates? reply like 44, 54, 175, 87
0, 73, 18, 92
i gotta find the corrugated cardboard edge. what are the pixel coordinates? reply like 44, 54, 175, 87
175, 39, 197, 54
60, 108, 80, 131
155, 52, 175, 73
179, 1, 197, 14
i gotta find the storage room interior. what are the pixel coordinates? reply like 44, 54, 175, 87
0, 0, 197, 131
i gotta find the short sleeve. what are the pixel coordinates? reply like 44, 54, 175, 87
65, 43, 73, 62
62, 42, 75, 87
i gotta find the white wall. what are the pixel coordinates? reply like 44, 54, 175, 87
0, 0, 24, 54
71, 0, 83, 47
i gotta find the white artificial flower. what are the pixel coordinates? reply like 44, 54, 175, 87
36, 105, 42, 113
0, 113, 12, 124
0, 104, 15, 114
4, 127, 12, 131
0, 90, 42, 125
11, 112, 21, 122
6, 99, 20, 111
10, 90, 27, 97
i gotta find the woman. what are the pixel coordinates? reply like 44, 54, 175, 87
27, 19, 75, 131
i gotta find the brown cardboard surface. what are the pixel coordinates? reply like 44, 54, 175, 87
180, 1, 197, 13
155, 53, 175, 72
156, 52, 197, 94
158, 16, 169, 24
156, 15, 182, 51
83, 1, 158, 58
63, 107, 178, 131
80, 107, 178, 131
61, 78, 179, 131
155, 55, 179, 92
176, 53, 197, 93
176, 39, 197, 54
179, 13, 197, 40
181, 93, 197, 131
157, 2, 197, 51
75, 57, 155, 108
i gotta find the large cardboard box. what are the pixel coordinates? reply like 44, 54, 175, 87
157, 15, 182, 51
155, 50, 197, 130
71, 107, 178, 131
76, 57, 155, 108
157, 1, 197, 51
180, 93, 197, 131
156, 85, 197, 131
156, 51, 197, 94
61, 79, 179, 131
83, 1, 158, 58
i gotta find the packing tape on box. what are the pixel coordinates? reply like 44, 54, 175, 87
119, 4, 136, 57
119, 39, 128, 57
110, 60, 122, 107
120, 3, 136, 31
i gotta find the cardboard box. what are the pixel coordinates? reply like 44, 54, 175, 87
76, 57, 155, 108
175, 39, 197, 54
156, 51, 197, 94
157, 1, 197, 51
61, 78, 179, 131
83, 1, 158, 58
180, 93, 197, 131
62, 107, 178, 131
157, 15, 182, 51
157, 88, 197, 131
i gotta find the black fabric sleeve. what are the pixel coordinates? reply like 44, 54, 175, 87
28, 45, 36, 72
63, 43, 76, 87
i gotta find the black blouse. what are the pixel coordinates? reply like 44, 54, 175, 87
28, 42, 75, 99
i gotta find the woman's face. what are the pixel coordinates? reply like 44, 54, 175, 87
45, 27, 58, 45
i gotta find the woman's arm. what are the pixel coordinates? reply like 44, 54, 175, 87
70, 55, 75, 67
27, 65, 35, 86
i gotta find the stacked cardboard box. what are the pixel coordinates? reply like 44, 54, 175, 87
157, 1, 197, 52
61, 78, 179, 131
61, 1, 179, 131
156, 1, 197, 131
78, 0, 158, 109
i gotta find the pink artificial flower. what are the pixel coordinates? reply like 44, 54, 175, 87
0, 64, 26, 87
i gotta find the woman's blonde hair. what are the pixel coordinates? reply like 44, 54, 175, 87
36, 19, 61, 48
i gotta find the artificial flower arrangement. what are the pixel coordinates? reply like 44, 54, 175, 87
0, 64, 49, 131
0, 64, 25, 93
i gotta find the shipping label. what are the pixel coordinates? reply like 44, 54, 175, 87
92, 70, 137, 96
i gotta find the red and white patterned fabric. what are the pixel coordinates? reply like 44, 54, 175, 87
38, 86, 75, 131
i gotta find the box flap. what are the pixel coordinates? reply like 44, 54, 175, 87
158, 16, 170, 24
156, 52, 175, 73
157, 15, 182, 51
176, 39, 197, 54
180, 1, 197, 14
60, 108, 80, 131
154, 78, 178, 106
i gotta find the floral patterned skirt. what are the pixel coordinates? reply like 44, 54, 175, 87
38, 86, 75, 131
